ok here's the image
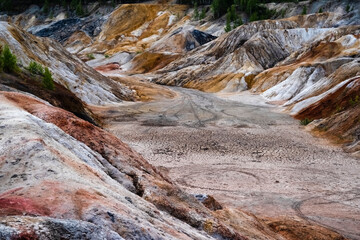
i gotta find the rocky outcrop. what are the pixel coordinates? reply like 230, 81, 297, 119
78, 4, 189, 57
153, 12, 359, 89
253, 32, 360, 94
266, 0, 360, 25
0, 71, 97, 124
93, 27, 216, 75
266, 217, 346, 240
252, 32, 360, 154
150, 26, 217, 54
0, 216, 125, 240
29, 14, 109, 44
293, 76, 360, 157
7, 2, 221, 77
33, 18, 83, 43
8, 3, 109, 44
77, 4, 218, 73
0, 21, 135, 104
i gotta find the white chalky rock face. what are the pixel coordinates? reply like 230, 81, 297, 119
0, 22, 134, 105
150, 10, 359, 90
0, 94, 216, 239
262, 66, 326, 102
259, 34, 360, 106
86, 52, 135, 68
290, 77, 356, 115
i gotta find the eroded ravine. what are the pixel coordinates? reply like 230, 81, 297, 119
92, 87, 360, 239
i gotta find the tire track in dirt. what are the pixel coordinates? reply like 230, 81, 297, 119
292, 191, 360, 240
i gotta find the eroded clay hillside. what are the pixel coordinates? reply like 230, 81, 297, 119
21, 0, 357, 155
0, 21, 136, 104
0, 0, 359, 239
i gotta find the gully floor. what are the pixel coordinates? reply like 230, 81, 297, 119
93, 87, 360, 239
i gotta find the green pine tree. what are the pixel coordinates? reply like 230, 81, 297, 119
0, 52, 3, 72
0, 0, 11, 11
76, 0, 84, 16
43, 67, 55, 90
43, 0, 49, 14
1, 45, 18, 73
233, 15, 243, 28
302, 6, 307, 15
70, 0, 78, 10
61, 0, 67, 8
240, 0, 246, 11
249, 12, 258, 21
346, 4, 351, 13
246, 0, 256, 15
193, 2, 199, 20
224, 8, 232, 32
281, 9, 286, 18
230, 4, 236, 21
27, 61, 44, 76
211, 0, 220, 18
200, 7, 206, 19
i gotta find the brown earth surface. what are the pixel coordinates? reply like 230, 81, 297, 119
92, 86, 360, 240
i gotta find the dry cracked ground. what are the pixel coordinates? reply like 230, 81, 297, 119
93, 86, 360, 240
